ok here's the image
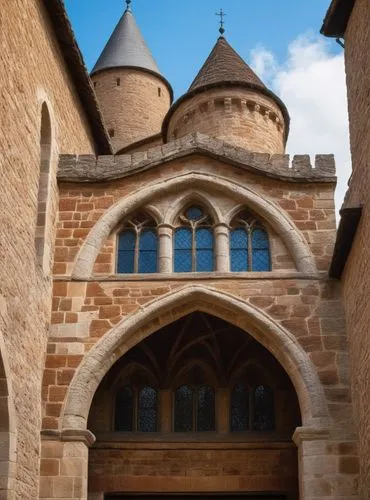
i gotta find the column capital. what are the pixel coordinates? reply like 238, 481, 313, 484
293, 426, 330, 446
41, 429, 96, 447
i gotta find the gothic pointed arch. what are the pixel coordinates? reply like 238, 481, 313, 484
62, 285, 328, 432
72, 172, 316, 279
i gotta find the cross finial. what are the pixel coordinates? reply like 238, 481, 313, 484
125, 0, 132, 12
216, 8, 226, 35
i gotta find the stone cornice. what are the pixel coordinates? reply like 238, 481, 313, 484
58, 133, 336, 184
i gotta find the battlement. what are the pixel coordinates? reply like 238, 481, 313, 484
58, 132, 336, 183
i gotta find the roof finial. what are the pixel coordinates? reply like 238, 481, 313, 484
216, 8, 226, 36
125, 0, 132, 12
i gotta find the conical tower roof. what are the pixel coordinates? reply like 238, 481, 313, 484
91, 8, 164, 80
189, 36, 266, 93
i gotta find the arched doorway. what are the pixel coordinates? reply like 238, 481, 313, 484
87, 312, 301, 499
0, 338, 16, 498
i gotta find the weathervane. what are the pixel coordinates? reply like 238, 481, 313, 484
125, 0, 132, 11
216, 8, 226, 35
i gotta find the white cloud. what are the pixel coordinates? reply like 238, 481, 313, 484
250, 34, 351, 218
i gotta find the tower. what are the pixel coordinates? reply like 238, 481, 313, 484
163, 36, 289, 154
91, 2, 173, 152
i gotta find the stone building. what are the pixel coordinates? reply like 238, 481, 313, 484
0, 0, 366, 499
322, 0, 370, 498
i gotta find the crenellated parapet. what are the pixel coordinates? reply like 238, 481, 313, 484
58, 132, 336, 183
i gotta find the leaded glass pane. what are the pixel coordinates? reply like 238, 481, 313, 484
186, 206, 204, 221
253, 385, 274, 431
174, 385, 193, 432
138, 230, 158, 273
252, 229, 270, 271
117, 231, 135, 273
230, 383, 249, 431
115, 386, 133, 431
197, 385, 215, 432
230, 228, 248, 272
138, 386, 158, 432
196, 228, 214, 272
174, 228, 192, 272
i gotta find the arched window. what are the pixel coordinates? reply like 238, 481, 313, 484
174, 385, 215, 432
174, 205, 214, 272
230, 210, 271, 272
115, 385, 158, 432
35, 102, 52, 271
230, 383, 250, 432
117, 213, 158, 273
253, 385, 274, 431
230, 382, 275, 432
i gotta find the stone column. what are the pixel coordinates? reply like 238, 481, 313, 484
214, 224, 229, 272
160, 389, 172, 433
40, 430, 95, 500
293, 427, 358, 499
158, 224, 173, 273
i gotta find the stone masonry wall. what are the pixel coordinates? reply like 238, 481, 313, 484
92, 68, 171, 153
0, 1, 96, 497
340, 0, 370, 496
165, 88, 286, 154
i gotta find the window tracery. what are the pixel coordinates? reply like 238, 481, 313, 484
174, 205, 214, 272
230, 210, 271, 272
230, 382, 274, 432
117, 213, 158, 273
115, 384, 158, 432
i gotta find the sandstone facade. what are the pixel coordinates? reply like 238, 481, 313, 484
1, 1, 366, 499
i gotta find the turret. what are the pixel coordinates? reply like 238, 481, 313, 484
163, 37, 289, 155
91, 2, 173, 152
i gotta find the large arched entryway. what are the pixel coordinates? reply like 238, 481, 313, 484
87, 312, 301, 499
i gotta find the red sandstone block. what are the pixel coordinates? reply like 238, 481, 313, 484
45, 355, 67, 369
67, 355, 83, 368
54, 247, 69, 262
64, 239, 78, 247
59, 198, 77, 211
298, 336, 323, 352
94, 263, 111, 273
86, 282, 106, 297
64, 221, 80, 229
94, 297, 113, 306
49, 385, 68, 402
249, 296, 275, 308
73, 228, 90, 238
318, 369, 339, 385
42, 416, 59, 430
297, 197, 314, 208
281, 318, 309, 337
43, 369, 56, 386
59, 212, 74, 221
113, 289, 130, 297
90, 320, 111, 337
279, 199, 296, 210
53, 282, 67, 297
57, 369, 75, 385
53, 263, 67, 275
77, 202, 94, 211
51, 312, 64, 325
310, 351, 336, 368
96, 253, 112, 263
288, 210, 309, 220
295, 221, 317, 230
65, 313, 78, 323
99, 305, 121, 319
94, 196, 114, 208
59, 298, 72, 311
46, 403, 63, 417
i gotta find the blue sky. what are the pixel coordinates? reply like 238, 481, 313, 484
64, 0, 339, 99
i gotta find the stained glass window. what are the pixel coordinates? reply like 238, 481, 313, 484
252, 229, 270, 272
253, 385, 275, 432
174, 385, 194, 432
138, 386, 158, 432
138, 230, 158, 274
230, 211, 270, 272
115, 386, 133, 432
196, 229, 214, 272
197, 385, 215, 431
117, 214, 158, 274
174, 228, 192, 272
230, 228, 249, 272
174, 205, 214, 273
230, 383, 250, 431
